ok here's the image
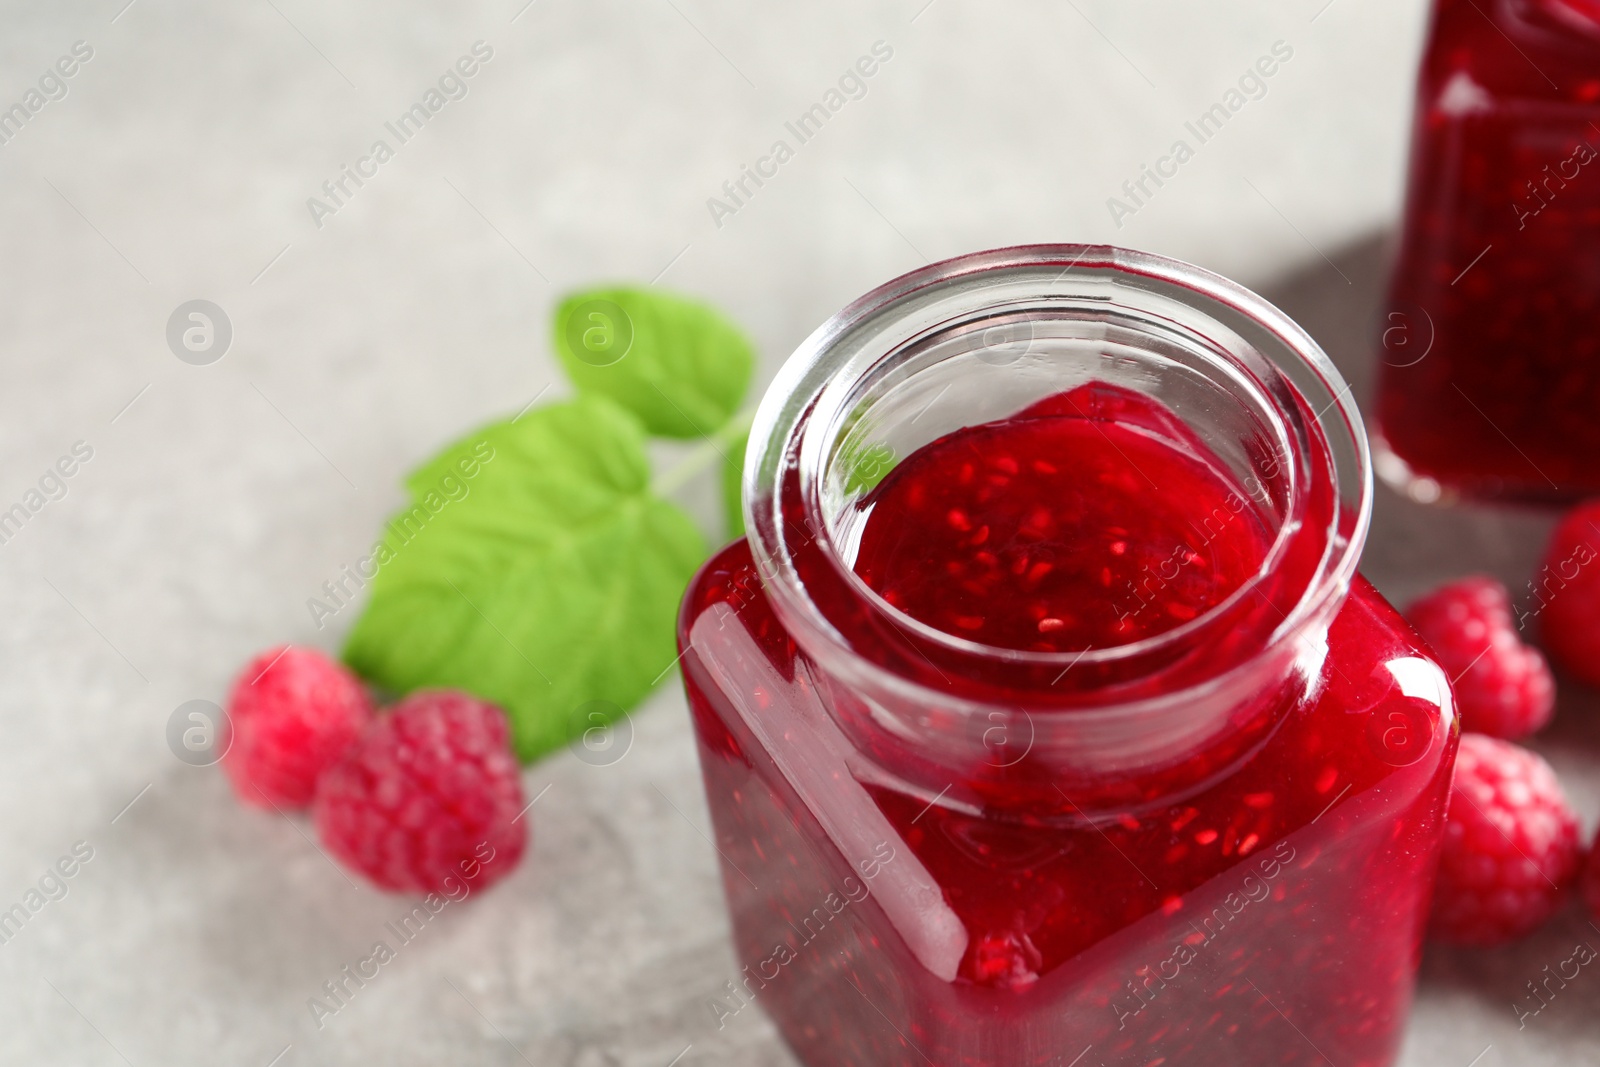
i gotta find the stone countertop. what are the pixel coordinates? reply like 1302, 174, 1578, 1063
0, 0, 1594, 1064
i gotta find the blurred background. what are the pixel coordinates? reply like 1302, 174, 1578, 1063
0, 0, 1595, 1063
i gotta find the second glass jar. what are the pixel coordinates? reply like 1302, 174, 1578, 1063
1376, 0, 1600, 501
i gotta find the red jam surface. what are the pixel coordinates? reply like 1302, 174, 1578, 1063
852, 396, 1272, 653
679, 389, 1456, 1067
1377, 0, 1600, 498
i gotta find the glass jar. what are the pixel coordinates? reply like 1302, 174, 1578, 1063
679, 246, 1457, 1067
1375, 0, 1600, 502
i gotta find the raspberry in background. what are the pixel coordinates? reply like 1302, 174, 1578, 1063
314, 690, 528, 895
222, 645, 375, 808
1429, 734, 1580, 946
1406, 576, 1555, 740
1539, 499, 1600, 688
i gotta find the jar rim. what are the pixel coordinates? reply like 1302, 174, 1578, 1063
744, 245, 1372, 696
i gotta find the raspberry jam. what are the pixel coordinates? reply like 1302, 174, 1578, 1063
851, 389, 1272, 654
1375, 0, 1600, 501
680, 248, 1457, 1067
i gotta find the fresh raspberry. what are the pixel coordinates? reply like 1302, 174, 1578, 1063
1538, 499, 1600, 688
1429, 734, 1580, 946
222, 645, 375, 809
314, 690, 528, 895
1406, 576, 1555, 740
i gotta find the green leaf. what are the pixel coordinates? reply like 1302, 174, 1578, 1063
343, 396, 708, 763
722, 428, 748, 538
553, 286, 755, 439
843, 442, 896, 495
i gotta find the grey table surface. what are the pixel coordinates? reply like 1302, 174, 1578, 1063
1, 1, 1596, 1064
